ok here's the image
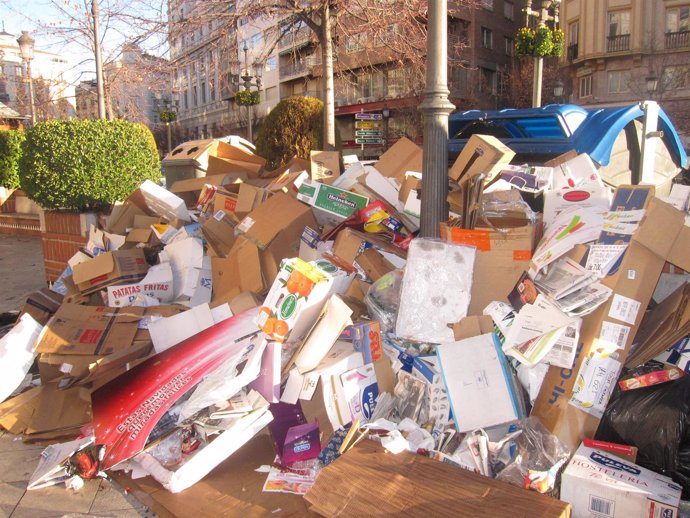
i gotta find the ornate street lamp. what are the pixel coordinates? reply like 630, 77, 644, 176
16, 31, 36, 126
230, 42, 263, 143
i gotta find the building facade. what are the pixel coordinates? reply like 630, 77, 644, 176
560, 0, 690, 142
0, 30, 75, 122
168, 1, 524, 156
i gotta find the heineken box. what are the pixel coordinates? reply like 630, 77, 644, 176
297, 180, 369, 223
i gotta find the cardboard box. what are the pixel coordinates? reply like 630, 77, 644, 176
296, 180, 369, 221
305, 438, 571, 518
34, 303, 147, 355
206, 155, 259, 178
211, 237, 265, 302
71, 248, 149, 295
106, 262, 174, 307
214, 140, 266, 178
106, 189, 154, 235
257, 258, 341, 343
310, 150, 341, 184
20, 289, 63, 326
139, 179, 191, 222
374, 137, 423, 184
448, 134, 516, 183
560, 444, 681, 518
201, 209, 237, 258
532, 197, 690, 450
169, 174, 241, 208
355, 248, 395, 282
440, 220, 537, 315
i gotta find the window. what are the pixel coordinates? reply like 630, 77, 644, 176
481, 27, 493, 49
568, 21, 579, 45
201, 82, 207, 104
266, 56, 278, 71
666, 7, 690, 32
449, 19, 471, 47
608, 11, 630, 37
192, 85, 198, 107
265, 86, 278, 101
480, 0, 494, 10
504, 37, 514, 56
608, 70, 630, 93
357, 70, 384, 99
346, 32, 367, 53
183, 89, 189, 110
480, 67, 496, 94
504, 1, 514, 20
387, 67, 407, 97
239, 16, 248, 27
251, 32, 263, 49
579, 75, 592, 98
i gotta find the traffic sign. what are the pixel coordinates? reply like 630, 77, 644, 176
355, 120, 381, 129
355, 129, 383, 137
355, 137, 385, 145
355, 112, 383, 120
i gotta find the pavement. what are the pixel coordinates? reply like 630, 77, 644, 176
0, 234, 155, 518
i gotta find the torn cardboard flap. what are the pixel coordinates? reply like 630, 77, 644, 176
71, 248, 149, 295
211, 237, 265, 303
310, 150, 341, 184
374, 137, 423, 184
448, 134, 516, 184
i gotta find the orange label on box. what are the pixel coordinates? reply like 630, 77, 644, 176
513, 250, 532, 261
224, 197, 237, 212
447, 228, 492, 251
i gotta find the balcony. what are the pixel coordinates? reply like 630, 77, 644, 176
279, 62, 312, 79
606, 34, 630, 52
278, 28, 312, 50
567, 43, 578, 62
665, 30, 690, 49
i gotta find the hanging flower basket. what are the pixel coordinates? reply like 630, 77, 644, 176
159, 109, 177, 123
235, 90, 261, 106
515, 26, 564, 58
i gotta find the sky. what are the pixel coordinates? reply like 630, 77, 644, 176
1, 0, 168, 84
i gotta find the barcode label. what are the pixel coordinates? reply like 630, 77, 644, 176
589, 495, 614, 516
599, 321, 630, 349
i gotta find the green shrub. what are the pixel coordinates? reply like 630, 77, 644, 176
255, 96, 340, 170
0, 130, 26, 189
19, 119, 161, 211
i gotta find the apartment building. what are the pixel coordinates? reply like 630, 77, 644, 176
560, 0, 690, 141
168, 1, 524, 155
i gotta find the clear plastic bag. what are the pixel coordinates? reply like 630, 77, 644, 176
364, 269, 403, 334
493, 417, 571, 495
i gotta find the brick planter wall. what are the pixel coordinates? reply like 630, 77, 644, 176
41, 211, 97, 282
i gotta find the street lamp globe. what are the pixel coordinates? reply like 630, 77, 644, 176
553, 79, 564, 99
17, 31, 34, 61
646, 73, 659, 95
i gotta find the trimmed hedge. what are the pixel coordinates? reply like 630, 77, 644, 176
0, 130, 26, 189
255, 96, 340, 170
19, 119, 161, 211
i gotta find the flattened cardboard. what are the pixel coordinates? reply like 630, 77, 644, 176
532, 197, 690, 450
214, 140, 266, 178
201, 210, 237, 258
374, 137, 423, 184
35, 304, 145, 355
206, 155, 259, 178
26, 382, 91, 436
72, 248, 149, 295
448, 134, 516, 183
106, 189, 153, 235
305, 439, 571, 518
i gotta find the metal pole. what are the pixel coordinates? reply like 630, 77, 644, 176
92, 0, 106, 119
26, 60, 36, 125
418, 0, 455, 238
532, 56, 543, 107
166, 122, 172, 154
247, 104, 253, 142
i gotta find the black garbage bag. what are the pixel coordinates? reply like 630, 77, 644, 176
596, 375, 690, 497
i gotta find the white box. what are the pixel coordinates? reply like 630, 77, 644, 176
561, 444, 682, 518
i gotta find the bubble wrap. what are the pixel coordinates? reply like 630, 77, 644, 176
395, 238, 476, 343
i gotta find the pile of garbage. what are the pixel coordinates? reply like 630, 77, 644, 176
1, 134, 690, 517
